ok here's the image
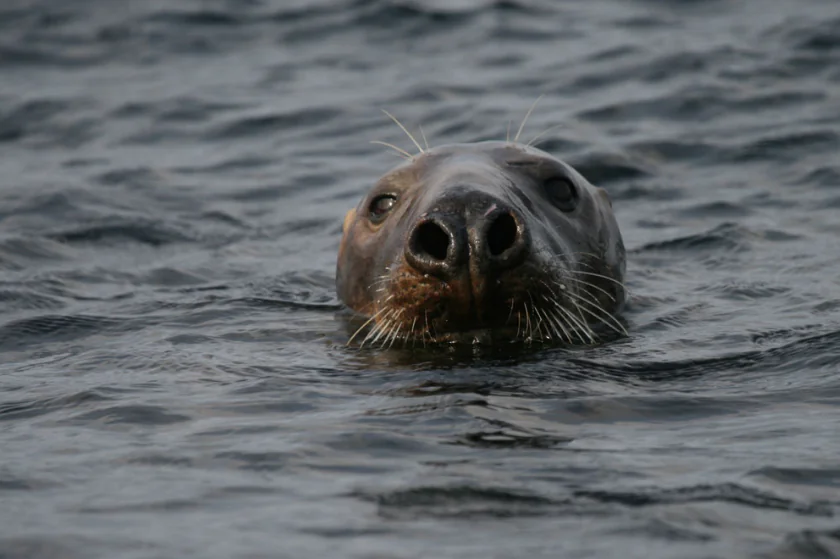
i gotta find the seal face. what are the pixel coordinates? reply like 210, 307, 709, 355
336, 141, 627, 347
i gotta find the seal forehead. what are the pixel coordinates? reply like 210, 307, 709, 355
408, 154, 519, 207
423, 141, 565, 172
425, 141, 527, 160
427, 152, 503, 181
376, 162, 421, 193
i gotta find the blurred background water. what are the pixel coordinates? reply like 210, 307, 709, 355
2, 0, 840, 558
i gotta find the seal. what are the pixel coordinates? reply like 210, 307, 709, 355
336, 140, 627, 347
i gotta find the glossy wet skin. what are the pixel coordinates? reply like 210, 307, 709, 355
336, 141, 626, 346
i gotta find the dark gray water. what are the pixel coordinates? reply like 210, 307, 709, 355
2, 0, 840, 557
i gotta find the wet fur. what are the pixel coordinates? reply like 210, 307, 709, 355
337, 140, 627, 347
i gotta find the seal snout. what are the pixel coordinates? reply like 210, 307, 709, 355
477, 206, 529, 274
405, 216, 465, 278
404, 196, 530, 280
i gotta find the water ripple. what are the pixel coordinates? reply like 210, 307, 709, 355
3, 0, 840, 557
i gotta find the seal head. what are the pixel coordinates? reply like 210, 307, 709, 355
336, 141, 626, 346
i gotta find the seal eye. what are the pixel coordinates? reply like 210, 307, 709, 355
369, 194, 396, 224
544, 177, 578, 212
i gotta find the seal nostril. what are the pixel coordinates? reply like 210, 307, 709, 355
415, 221, 450, 261
487, 212, 518, 256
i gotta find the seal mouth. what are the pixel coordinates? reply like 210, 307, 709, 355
346, 259, 627, 349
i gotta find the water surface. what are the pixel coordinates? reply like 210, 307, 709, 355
2, 0, 840, 557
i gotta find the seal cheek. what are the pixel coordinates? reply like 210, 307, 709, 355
342, 208, 357, 234
337, 210, 355, 268
337, 210, 369, 314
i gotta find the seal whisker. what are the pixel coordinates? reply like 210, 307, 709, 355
409, 317, 418, 349
528, 293, 538, 338
561, 276, 616, 303
384, 310, 405, 349
556, 309, 575, 345
529, 302, 539, 343
566, 296, 599, 344
574, 259, 627, 284
528, 286, 560, 338
361, 309, 395, 349
533, 305, 547, 342
381, 326, 393, 349
377, 323, 393, 350
549, 304, 580, 345
531, 304, 541, 342
555, 283, 594, 330
538, 281, 579, 345
393, 310, 406, 346
527, 293, 543, 341
387, 322, 403, 349
574, 299, 627, 337
572, 259, 604, 273
514, 94, 544, 144
369, 277, 392, 293
534, 305, 557, 342
542, 293, 594, 345
534, 304, 550, 340
573, 270, 628, 291
539, 279, 561, 299
364, 309, 396, 348
424, 310, 438, 345
570, 259, 632, 297
506, 119, 512, 143
377, 324, 390, 349
527, 123, 565, 148
372, 319, 393, 347
545, 308, 563, 342
563, 251, 601, 259
557, 305, 591, 345
567, 290, 628, 336
524, 302, 533, 343
545, 306, 573, 345
560, 302, 595, 344
549, 251, 604, 269
568, 288, 626, 334
369, 140, 412, 159
381, 109, 425, 154
359, 317, 384, 349
419, 124, 430, 151
395, 325, 406, 349
347, 306, 389, 347
521, 302, 529, 341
